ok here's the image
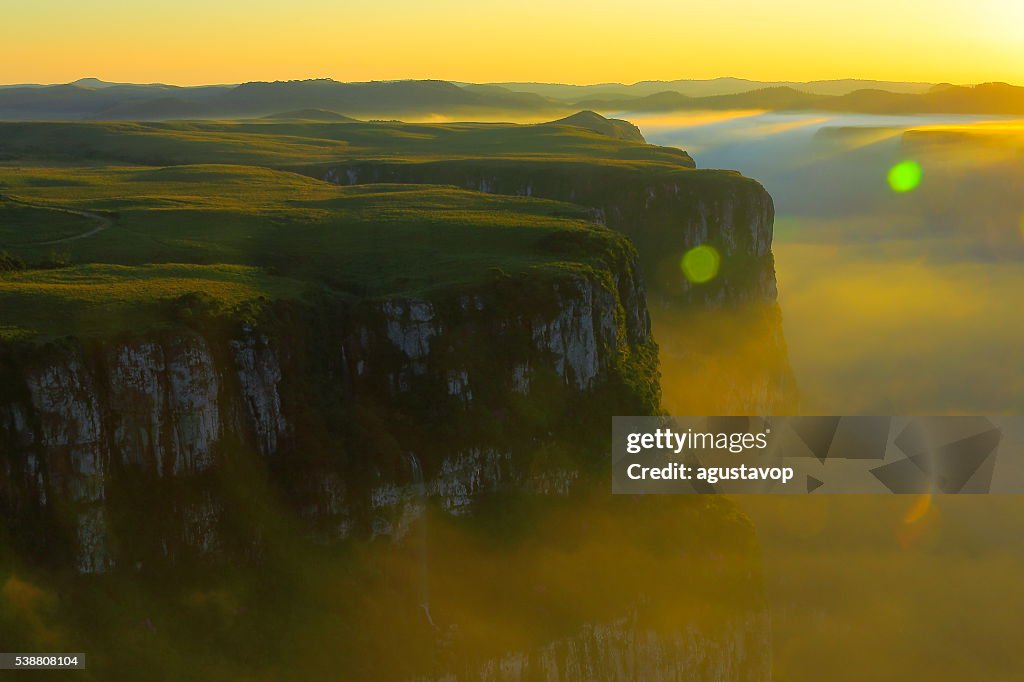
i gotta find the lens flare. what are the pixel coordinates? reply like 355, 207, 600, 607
903, 494, 932, 525
888, 160, 923, 192
899, 494, 940, 549
681, 245, 720, 284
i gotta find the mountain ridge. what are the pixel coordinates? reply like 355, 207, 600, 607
3, 77, 1024, 120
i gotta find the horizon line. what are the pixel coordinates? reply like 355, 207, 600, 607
5, 75, 1020, 89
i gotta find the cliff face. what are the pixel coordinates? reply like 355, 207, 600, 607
311, 160, 776, 305
308, 160, 791, 413
0, 263, 655, 573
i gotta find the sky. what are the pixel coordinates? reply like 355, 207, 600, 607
2, 0, 1023, 86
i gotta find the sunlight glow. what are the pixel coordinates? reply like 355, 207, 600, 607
740, 117, 832, 137
620, 111, 766, 131
3, 0, 1024, 85
912, 119, 1024, 134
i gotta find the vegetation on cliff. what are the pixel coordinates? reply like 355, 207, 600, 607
0, 167, 628, 340
0, 110, 774, 341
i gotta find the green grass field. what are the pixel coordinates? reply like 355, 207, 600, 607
0, 263, 305, 340
0, 202, 96, 244
0, 118, 693, 167
0, 115, 698, 340
0, 163, 628, 340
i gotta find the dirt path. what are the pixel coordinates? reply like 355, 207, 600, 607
2, 196, 114, 245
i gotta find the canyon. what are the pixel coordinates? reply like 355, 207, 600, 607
0, 114, 787, 680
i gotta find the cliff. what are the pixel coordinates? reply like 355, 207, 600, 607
0, 118, 778, 679
0, 259, 656, 572
309, 160, 776, 306
304, 159, 790, 413
0, 214, 774, 680
0, 252, 775, 680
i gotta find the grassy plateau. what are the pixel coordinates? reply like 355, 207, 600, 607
0, 114, 700, 341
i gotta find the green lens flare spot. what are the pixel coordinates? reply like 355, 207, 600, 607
681, 244, 720, 284
888, 160, 923, 192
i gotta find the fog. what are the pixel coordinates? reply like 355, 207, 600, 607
638, 110, 1024, 414
1, 484, 764, 680
3, 109, 1022, 680
637, 110, 1024, 680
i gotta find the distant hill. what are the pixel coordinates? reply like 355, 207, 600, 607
483, 77, 938, 100
261, 108, 356, 121
92, 96, 212, 120
2, 77, 1024, 120
574, 82, 1024, 115
574, 87, 822, 112
546, 111, 645, 142
0, 82, 232, 120
70, 78, 121, 89
0, 78, 562, 121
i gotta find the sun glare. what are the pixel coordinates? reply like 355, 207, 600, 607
888, 161, 923, 193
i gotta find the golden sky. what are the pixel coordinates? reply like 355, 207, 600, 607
3, 0, 1022, 86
